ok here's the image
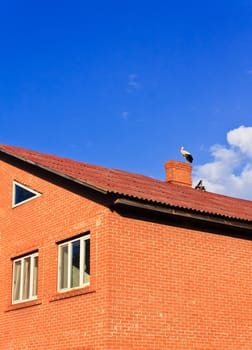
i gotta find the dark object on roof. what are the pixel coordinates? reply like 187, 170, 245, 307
195, 180, 206, 192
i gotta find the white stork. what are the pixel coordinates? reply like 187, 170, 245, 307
180, 146, 193, 163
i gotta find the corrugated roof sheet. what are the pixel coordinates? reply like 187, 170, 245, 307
1, 144, 252, 222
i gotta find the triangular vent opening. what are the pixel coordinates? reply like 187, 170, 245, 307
13, 181, 41, 207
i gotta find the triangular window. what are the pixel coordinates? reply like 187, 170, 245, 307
12, 181, 41, 207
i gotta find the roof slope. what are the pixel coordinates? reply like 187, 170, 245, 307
1, 144, 252, 222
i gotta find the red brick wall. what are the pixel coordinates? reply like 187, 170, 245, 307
0, 159, 251, 349
0, 160, 113, 349
108, 214, 252, 349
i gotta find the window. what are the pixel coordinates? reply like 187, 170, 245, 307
12, 181, 41, 207
58, 234, 90, 291
12, 252, 38, 303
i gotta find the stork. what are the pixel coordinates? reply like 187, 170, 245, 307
180, 146, 193, 163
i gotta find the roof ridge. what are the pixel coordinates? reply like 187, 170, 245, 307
0, 144, 161, 181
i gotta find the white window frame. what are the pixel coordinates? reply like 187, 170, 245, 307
58, 234, 90, 292
12, 252, 38, 304
12, 181, 41, 208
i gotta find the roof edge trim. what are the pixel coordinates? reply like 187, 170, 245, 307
113, 198, 252, 231
0, 148, 108, 195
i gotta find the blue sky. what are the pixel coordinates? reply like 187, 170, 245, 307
1, 1, 252, 199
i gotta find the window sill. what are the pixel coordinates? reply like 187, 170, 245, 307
5, 299, 42, 312
50, 285, 95, 302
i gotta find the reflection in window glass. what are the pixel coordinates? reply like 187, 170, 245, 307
13, 260, 21, 302
71, 240, 80, 288
59, 245, 68, 290
12, 252, 38, 303
58, 234, 90, 291
22, 257, 31, 300
84, 239, 90, 284
33, 256, 38, 296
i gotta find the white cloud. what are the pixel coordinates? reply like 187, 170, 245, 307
193, 125, 252, 200
227, 125, 252, 157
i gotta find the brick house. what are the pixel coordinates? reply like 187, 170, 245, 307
0, 144, 251, 350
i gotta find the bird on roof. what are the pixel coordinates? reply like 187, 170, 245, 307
179, 146, 193, 163
195, 179, 206, 191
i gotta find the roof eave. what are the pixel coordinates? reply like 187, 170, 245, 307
0, 148, 108, 195
113, 198, 252, 236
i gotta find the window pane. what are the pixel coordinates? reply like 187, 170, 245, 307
12, 253, 38, 303
13, 261, 21, 301
32, 256, 38, 296
71, 240, 80, 288
84, 239, 90, 284
22, 257, 31, 300
15, 184, 36, 204
59, 245, 68, 289
58, 235, 90, 291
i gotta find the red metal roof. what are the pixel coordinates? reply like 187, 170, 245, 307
1, 144, 252, 222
